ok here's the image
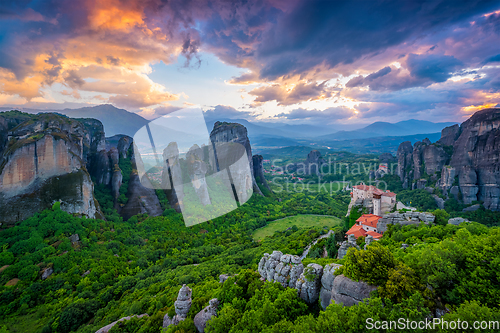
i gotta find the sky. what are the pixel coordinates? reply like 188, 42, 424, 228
0, 0, 500, 125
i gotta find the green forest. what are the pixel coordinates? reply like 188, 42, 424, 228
1, 152, 500, 333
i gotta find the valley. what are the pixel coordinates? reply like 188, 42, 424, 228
0, 107, 499, 333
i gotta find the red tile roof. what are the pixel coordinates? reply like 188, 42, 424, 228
346, 224, 366, 238
366, 230, 383, 239
356, 214, 382, 228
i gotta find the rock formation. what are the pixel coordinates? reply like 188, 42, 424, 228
287, 150, 326, 176
258, 251, 304, 288
295, 264, 323, 304
437, 124, 460, 146
41, 267, 53, 280
396, 141, 414, 188
448, 217, 469, 225
449, 109, 500, 209
163, 284, 192, 329
319, 263, 343, 310
330, 274, 377, 307
0, 111, 168, 223
337, 234, 360, 259
252, 154, 270, 190
396, 108, 500, 210
258, 251, 346, 306
120, 171, 163, 220
194, 298, 219, 333
210, 121, 264, 197
377, 211, 435, 233
257, 251, 376, 309
0, 113, 103, 224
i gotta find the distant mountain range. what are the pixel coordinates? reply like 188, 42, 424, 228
0, 105, 456, 154
317, 119, 457, 142
0, 104, 148, 137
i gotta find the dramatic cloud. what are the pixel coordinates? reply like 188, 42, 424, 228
0, 0, 499, 122
407, 54, 463, 83
249, 80, 335, 106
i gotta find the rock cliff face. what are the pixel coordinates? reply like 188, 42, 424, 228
319, 263, 343, 309
377, 211, 435, 233
252, 154, 270, 190
209, 121, 264, 196
97, 135, 163, 219
330, 275, 377, 307
120, 171, 163, 220
0, 113, 103, 224
295, 263, 323, 304
337, 234, 360, 259
396, 141, 413, 188
449, 109, 500, 209
396, 108, 500, 210
0, 111, 165, 223
193, 298, 219, 333
258, 251, 304, 288
303, 150, 325, 175
257, 251, 375, 309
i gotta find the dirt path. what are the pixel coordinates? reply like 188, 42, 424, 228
300, 229, 334, 259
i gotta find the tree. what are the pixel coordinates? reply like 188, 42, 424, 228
0, 252, 14, 266
18, 265, 40, 281
378, 263, 423, 303
432, 209, 450, 226
341, 243, 397, 285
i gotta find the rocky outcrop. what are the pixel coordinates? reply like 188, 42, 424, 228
258, 251, 326, 304
422, 145, 449, 176
433, 195, 445, 209
258, 251, 303, 288
295, 264, 323, 304
0, 111, 166, 224
379, 153, 396, 164
210, 121, 263, 197
330, 275, 377, 307
448, 217, 469, 225
41, 267, 53, 280
449, 109, 500, 209
396, 141, 413, 188
95, 314, 149, 333
120, 171, 163, 220
438, 166, 456, 194
252, 155, 270, 190
319, 263, 343, 310
304, 150, 325, 175
186, 145, 211, 206
337, 234, 360, 259
396, 109, 500, 210
0, 113, 103, 224
377, 211, 435, 233
257, 252, 377, 308
163, 285, 192, 329
437, 124, 460, 146
194, 298, 219, 333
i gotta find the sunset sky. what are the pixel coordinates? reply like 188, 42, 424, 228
1, 0, 500, 125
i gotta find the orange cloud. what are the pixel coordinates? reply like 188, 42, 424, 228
88, 0, 145, 31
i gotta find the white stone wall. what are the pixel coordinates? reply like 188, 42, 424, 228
373, 198, 381, 216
